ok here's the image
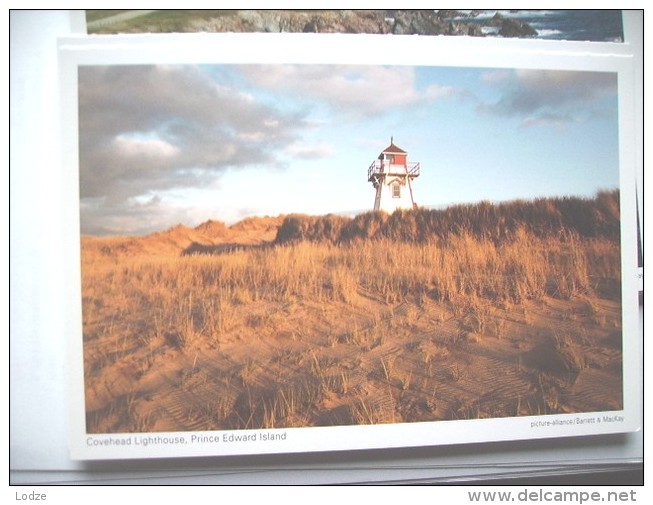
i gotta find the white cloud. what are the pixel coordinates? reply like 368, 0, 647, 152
478, 69, 617, 126
284, 141, 334, 160
522, 112, 577, 130
238, 64, 448, 117
113, 134, 180, 159
424, 84, 455, 99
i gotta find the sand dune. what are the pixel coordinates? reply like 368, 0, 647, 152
81, 201, 623, 434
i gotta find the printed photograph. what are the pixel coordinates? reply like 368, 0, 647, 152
79, 63, 623, 434
85, 9, 624, 43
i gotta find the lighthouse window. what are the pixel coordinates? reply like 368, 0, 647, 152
392, 183, 401, 198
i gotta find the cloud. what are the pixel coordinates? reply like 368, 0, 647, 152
284, 141, 334, 160
424, 83, 455, 99
113, 134, 180, 159
238, 64, 451, 117
78, 65, 309, 232
79, 194, 175, 236
79, 65, 304, 196
477, 69, 617, 126
522, 112, 578, 130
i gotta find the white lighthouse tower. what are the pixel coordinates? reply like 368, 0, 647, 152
367, 138, 420, 212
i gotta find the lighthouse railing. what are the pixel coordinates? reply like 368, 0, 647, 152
368, 160, 420, 181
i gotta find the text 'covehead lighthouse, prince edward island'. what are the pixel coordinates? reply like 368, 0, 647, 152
367, 137, 421, 213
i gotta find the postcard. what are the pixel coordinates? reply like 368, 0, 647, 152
84, 9, 625, 43
59, 29, 641, 460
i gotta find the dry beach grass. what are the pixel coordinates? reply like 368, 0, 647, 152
81, 191, 623, 433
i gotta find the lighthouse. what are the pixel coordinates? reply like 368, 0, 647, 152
367, 138, 420, 212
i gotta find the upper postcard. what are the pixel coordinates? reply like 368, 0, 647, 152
85, 9, 625, 43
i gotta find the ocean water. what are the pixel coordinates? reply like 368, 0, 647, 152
445, 10, 624, 42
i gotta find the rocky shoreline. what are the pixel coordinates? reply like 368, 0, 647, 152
181, 10, 538, 38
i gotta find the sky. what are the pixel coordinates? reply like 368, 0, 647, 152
78, 63, 619, 236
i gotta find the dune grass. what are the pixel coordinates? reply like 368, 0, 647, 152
81, 191, 622, 432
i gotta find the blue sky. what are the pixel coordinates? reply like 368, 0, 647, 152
78, 63, 619, 235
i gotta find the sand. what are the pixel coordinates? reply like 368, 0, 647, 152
81, 216, 623, 434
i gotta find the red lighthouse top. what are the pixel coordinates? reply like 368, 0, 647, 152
368, 137, 420, 183
380, 139, 407, 154
378, 137, 408, 166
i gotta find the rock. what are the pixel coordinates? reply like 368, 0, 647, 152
303, 20, 317, 33
392, 12, 410, 35
488, 12, 537, 38
498, 18, 537, 37
436, 10, 468, 19
447, 21, 484, 37
467, 24, 485, 37
392, 10, 449, 36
